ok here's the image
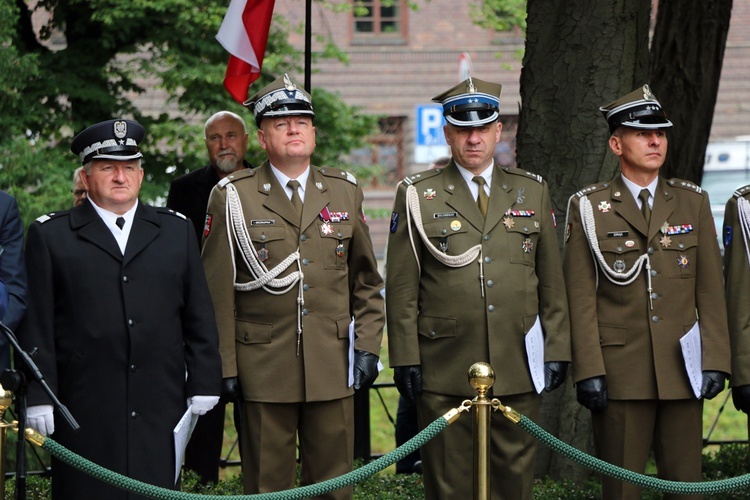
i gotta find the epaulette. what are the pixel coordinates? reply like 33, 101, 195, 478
35, 210, 69, 224
218, 168, 256, 188
733, 184, 750, 199
318, 167, 358, 185
156, 207, 187, 220
667, 178, 702, 194
502, 166, 543, 183
402, 168, 443, 186
573, 182, 610, 199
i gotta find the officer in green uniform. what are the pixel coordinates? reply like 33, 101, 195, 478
723, 186, 750, 429
564, 85, 731, 500
201, 74, 385, 498
386, 77, 571, 500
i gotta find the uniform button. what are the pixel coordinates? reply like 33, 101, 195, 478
616, 246, 623, 252
130, 364, 137, 372
523, 226, 529, 232
484, 257, 491, 263
303, 284, 310, 291
429, 330, 436, 338
131, 411, 138, 419
488, 305, 495, 312
678, 243, 685, 249
302, 308, 308, 316
128, 319, 134, 326
300, 235, 307, 242
652, 316, 659, 323
484, 235, 490, 241
244, 334, 249, 341
337, 232, 343, 238
122, 276, 129, 282
651, 292, 659, 300
260, 234, 266, 241
647, 247, 654, 255
486, 280, 494, 287
650, 270, 657, 277
441, 229, 447, 235
302, 258, 309, 265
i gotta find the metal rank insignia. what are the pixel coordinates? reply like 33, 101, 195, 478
522, 238, 533, 253
335, 242, 346, 258
423, 188, 436, 200
677, 254, 689, 269
321, 222, 334, 235
598, 201, 611, 213
257, 246, 269, 262
263, 183, 271, 191
613, 259, 626, 272
660, 235, 672, 248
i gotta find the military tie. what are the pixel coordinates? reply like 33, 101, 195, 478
288, 180, 303, 220
473, 176, 488, 218
115, 216, 125, 230
639, 188, 651, 225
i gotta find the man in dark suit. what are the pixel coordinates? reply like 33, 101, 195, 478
564, 86, 730, 500
166, 110, 251, 485
202, 74, 384, 498
20, 119, 222, 499
0, 190, 27, 372
386, 77, 571, 500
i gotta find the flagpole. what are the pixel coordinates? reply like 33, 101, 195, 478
304, 0, 312, 92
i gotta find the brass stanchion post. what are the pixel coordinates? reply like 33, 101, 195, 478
0, 383, 14, 496
468, 362, 495, 500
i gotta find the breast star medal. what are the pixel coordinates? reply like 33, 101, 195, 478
660, 235, 672, 248
503, 216, 515, 229
321, 222, 334, 235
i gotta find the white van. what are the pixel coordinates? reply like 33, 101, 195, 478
700, 139, 750, 250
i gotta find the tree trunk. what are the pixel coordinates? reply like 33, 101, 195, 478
518, 0, 652, 482
649, 0, 733, 184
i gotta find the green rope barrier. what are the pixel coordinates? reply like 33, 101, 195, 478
25, 414, 451, 499
517, 413, 750, 495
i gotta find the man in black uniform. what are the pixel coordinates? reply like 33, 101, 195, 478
21, 119, 222, 499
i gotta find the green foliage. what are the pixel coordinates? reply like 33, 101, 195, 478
470, 0, 527, 33
3, 1, 376, 222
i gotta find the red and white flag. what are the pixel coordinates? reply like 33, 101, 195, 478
216, 0, 276, 104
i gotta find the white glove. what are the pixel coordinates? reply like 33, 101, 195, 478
27, 405, 55, 436
188, 395, 220, 415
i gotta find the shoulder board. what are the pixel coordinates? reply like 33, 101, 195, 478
218, 168, 256, 188
156, 207, 187, 219
667, 178, 702, 194
733, 184, 750, 199
502, 167, 543, 183
573, 182, 610, 199
318, 167, 357, 185
35, 211, 69, 224
403, 168, 443, 186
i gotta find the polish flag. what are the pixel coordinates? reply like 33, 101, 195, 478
216, 0, 276, 103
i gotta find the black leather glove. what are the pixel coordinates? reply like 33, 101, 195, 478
701, 370, 728, 400
393, 365, 422, 403
353, 350, 379, 391
733, 385, 750, 414
576, 376, 608, 412
221, 377, 240, 404
544, 361, 570, 392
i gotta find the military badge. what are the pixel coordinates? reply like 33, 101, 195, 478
336, 243, 346, 258
423, 188, 436, 200
660, 235, 672, 248
503, 216, 515, 229
321, 222, 334, 235
316, 182, 323, 190
390, 212, 399, 233
263, 183, 271, 191
113, 120, 127, 139
203, 214, 213, 238
598, 201, 611, 213
625, 240, 635, 248
450, 220, 462, 231
550, 209, 557, 228
677, 255, 690, 269
565, 223, 572, 242
516, 187, 526, 204
522, 238, 533, 253
614, 259, 626, 273
257, 246, 269, 262
724, 226, 733, 248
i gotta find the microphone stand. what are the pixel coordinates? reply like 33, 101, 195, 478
0, 322, 78, 499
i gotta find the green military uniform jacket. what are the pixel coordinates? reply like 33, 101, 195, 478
386, 162, 570, 397
724, 184, 750, 387
201, 161, 384, 403
564, 174, 730, 400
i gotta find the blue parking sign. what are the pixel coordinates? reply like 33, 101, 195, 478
416, 105, 447, 146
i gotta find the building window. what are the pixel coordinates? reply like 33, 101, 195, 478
352, 0, 407, 43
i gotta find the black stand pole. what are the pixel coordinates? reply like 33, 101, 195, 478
0, 322, 79, 500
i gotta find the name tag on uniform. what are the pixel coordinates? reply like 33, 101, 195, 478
607, 231, 629, 238
433, 212, 457, 219
251, 219, 276, 225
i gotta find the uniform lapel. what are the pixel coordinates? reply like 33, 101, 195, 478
443, 163, 485, 233
258, 162, 301, 228
612, 175, 649, 237
123, 204, 160, 266
301, 168, 330, 231
484, 166, 517, 234
71, 202, 123, 262
651, 177, 675, 240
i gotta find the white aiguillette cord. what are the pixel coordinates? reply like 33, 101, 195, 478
579, 195, 654, 309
